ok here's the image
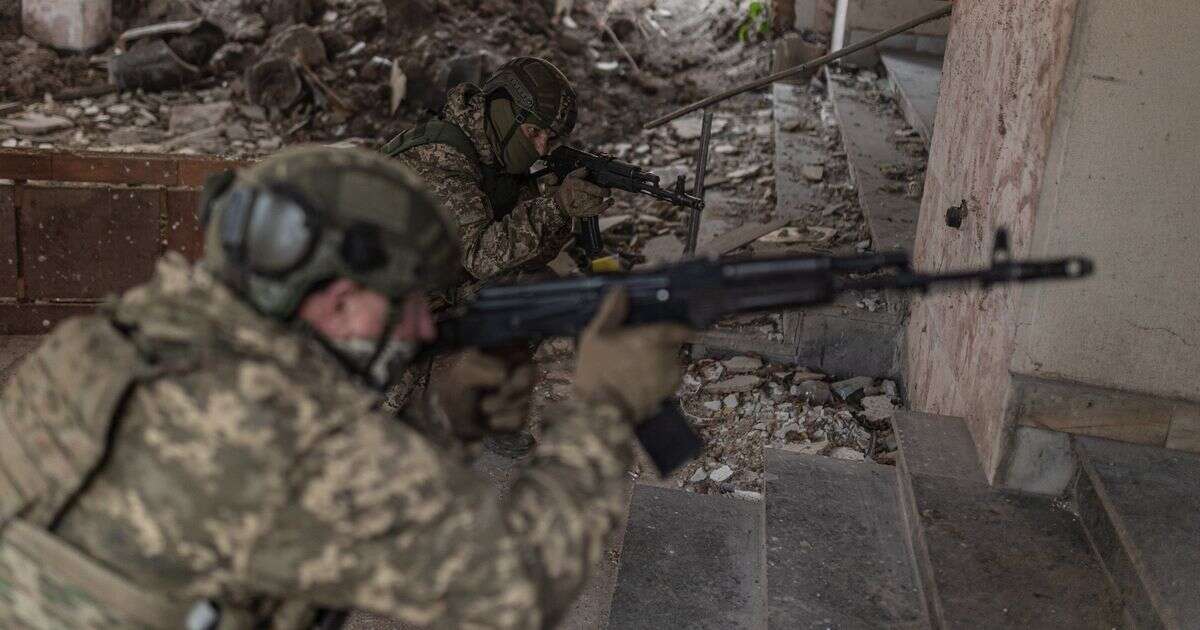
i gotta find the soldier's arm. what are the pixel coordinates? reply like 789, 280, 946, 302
260, 397, 636, 629
406, 146, 573, 281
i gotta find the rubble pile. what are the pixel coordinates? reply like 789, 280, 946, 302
674, 355, 901, 497
0, 0, 756, 158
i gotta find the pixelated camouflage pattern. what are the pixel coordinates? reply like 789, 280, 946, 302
2, 253, 636, 629
391, 85, 573, 285
0, 538, 145, 630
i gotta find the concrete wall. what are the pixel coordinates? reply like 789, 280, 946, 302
909, 0, 1200, 480
905, 0, 1082, 479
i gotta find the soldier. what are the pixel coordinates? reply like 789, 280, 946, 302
382, 56, 609, 287
382, 57, 609, 455
0, 146, 689, 629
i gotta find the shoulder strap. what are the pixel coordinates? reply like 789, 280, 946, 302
381, 120, 532, 217
381, 120, 482, 166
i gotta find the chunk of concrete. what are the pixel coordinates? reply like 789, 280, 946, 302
22, 0, 111, 52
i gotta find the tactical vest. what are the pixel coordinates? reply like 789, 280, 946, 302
381, 119, 531, 218
0, 317, 267, 630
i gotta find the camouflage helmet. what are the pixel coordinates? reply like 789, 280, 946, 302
201, 145, 461, 319
482, 57, 578, 138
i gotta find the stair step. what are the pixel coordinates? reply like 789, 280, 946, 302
773, 82, 825, 218
893, 412, 986, 484
1075, 436, 1200, 630
826, 69, 922, 253
880, 51, 943, 145
765, 449, 926, 629
607, 484, 766, 630
903, 473, 1124, 629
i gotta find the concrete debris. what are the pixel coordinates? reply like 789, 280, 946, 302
830, 447, 866, 461
702, 400, 722, 413
689, 468, 709, 483
668, 116, 729, 141
168, 101, 232, 135
266, 24, 327, 68
832, 376, 874, 402
722, 356, 763, 374
706, 375, 763, 395
733, 489, 763, 501
245, 56, 304, 109
801, 164, 825, 182
793, 371, 827, 383
709, 465, 734, 483
3, 112, 73, 135
110, 39, 201, 91
882, 380, 899, 398
795, 380, 833, 405
861, 395, 898, 422
722, 394, 740, 410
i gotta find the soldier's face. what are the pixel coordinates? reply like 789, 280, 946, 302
298, 279, 435, 344
520, 124, 555, 156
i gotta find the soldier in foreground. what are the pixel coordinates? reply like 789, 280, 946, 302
0, 146, 689, 629
383, 57, 611, 455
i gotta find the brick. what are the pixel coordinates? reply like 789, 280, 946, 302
19, 185, 161, 299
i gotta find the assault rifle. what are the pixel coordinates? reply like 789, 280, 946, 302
433, 231, 1093, 475
534, 145, 704, 270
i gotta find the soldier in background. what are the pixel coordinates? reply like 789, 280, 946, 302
383, 57, 612, 456
0, 146, 688, 629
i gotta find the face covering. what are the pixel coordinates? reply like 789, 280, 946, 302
486, 98, 542, 175
327, 336, 419, 390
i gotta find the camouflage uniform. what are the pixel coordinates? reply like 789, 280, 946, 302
0, 149, 638, 629
389, 84, 574, 288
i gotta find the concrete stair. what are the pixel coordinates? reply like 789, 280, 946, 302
1074, 437, 1200, 629
826, 69, 922, 254
606, 484, 766, 630
765, 449, 925, 629
880, 51, 943, 146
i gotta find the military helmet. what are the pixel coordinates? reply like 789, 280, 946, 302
482, 57, 578, 139
201, 145, 461, 319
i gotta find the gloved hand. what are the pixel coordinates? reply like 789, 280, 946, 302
433, 349, 535, 440
553, 167, 612, 218
574, 288, 691, 421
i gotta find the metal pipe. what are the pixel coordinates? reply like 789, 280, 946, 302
643, 4, 953, 130
685, 109, 714, 256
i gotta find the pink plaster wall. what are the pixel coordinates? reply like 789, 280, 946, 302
905, 0, 1081, 479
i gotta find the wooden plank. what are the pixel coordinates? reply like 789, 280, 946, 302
165, 189, 205, 261
19, 185, 162, 299
0, 303, 97, 335
697, 217, 790, 257
0, 185, 16, 298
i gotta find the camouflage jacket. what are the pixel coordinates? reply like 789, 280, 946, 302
390, 85, 574, 285
0, 254, 635, 629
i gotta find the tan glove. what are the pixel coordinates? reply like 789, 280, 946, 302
553, 167, 612, 218
433, 349, 535, 440
574, 289, 692, 421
